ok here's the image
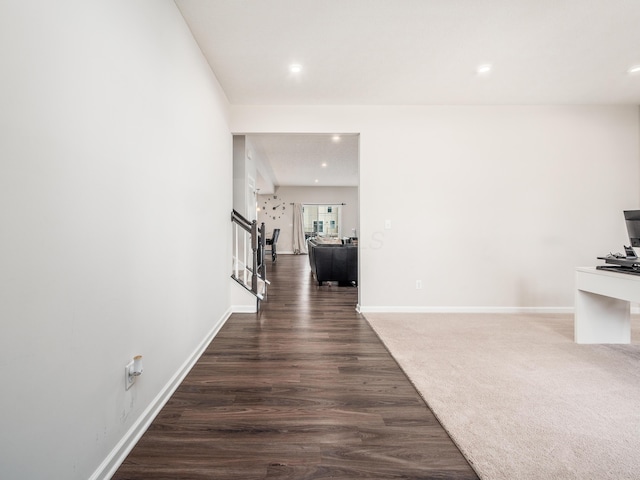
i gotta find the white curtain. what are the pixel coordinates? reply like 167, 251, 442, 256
292, 203, 308, 254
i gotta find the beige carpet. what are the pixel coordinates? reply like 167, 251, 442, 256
364, 312, 640, 480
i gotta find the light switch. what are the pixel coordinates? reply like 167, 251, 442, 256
384, 219, 392, 230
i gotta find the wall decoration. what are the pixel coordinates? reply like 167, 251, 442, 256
263, 194, 286, 220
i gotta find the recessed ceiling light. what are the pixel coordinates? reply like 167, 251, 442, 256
314, 179, 319, 183
332, 135, 341, 142
290, 64, 302, 73
627, 65, 640, 75
476, 64, 492, 75
321, 162, 327, 167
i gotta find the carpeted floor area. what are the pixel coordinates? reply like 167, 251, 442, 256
364, 312, 640, 480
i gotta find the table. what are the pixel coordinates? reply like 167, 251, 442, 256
575, 267, 640, 344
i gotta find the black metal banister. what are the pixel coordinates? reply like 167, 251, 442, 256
231, 210, 268, 307
231, 210, 252, 232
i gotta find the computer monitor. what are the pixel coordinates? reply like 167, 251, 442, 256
624, 210, 640, 247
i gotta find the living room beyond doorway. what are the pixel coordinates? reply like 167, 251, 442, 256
233, 133, 360, 293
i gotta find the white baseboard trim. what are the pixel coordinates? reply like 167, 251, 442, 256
359, 306, 575, 314
231, 304, 258, 313
90, 307, 233, 480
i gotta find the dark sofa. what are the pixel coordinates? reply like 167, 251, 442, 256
307, 238, 358, 286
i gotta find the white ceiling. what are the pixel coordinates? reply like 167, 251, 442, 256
247, 134, 359, 188
175, 0, 640, 187
176, 0, 640, 105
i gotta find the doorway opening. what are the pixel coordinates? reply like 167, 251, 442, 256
232, 133, 360, 298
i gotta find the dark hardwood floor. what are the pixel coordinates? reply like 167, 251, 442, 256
113, 255, 478, 479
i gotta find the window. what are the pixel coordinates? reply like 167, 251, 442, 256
303, 204, 341, 238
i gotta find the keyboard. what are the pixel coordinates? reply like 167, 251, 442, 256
596, 265, 640, 276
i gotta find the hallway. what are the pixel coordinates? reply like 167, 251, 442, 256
114, 255, 478, 479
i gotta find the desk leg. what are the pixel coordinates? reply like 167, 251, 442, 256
575, 289, 630, 344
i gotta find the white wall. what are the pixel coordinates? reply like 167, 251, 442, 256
231, 105, 640, 311
233, 135, 259, 221
245, 136, 276, 194
0, 2, 232, 479
258, 186, 359, 253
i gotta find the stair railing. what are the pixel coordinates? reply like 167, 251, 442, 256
231, 210, 267, 301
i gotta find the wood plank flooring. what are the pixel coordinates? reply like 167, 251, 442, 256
113, 255, 478, 479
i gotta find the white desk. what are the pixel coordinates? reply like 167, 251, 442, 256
575, 267, 640, 344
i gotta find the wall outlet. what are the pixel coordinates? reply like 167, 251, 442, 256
416, 280, 422, 289
125, 361, 136, 390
